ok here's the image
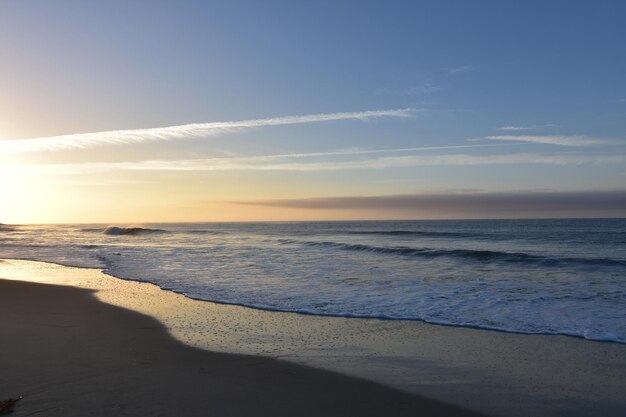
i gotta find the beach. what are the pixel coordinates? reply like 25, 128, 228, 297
0, 275, 481, 417
1, 259, 626, 416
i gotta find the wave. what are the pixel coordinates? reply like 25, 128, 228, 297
276, 239, 626, 267
345, 230, 481, 238
186, 230, 226, 235
80, 227, 102, 233
103, 226, 168, 236
0, 223, 15, 232
79, 226, 222, 235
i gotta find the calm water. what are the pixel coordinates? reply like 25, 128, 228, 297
1, 219, 625, 343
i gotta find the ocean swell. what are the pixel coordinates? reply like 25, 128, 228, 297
276, 239, 626, 267
0, 223, 15, 232
345, 230, 481, 238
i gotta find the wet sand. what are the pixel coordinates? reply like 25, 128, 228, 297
0, 278, 481, 417
1, 259, 626, 416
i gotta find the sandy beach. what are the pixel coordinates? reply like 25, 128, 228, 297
1, 259, 625, 417
0, 277, 484, 417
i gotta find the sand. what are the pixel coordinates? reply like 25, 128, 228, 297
1, 259, 626, 416
0, 278, 482, 417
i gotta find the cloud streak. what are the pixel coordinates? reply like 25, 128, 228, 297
497, 126, 533, 131
0, 108, 415, 153
446, 65, 474, 75
13, 150, 625, 175
496, 124, 556, 131
486, 134, 613, 147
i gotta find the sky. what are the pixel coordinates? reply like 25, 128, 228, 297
1, 0, 625, 223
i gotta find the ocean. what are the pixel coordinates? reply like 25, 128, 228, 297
1, 219, 624, 343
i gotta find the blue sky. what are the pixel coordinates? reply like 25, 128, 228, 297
1, 1, 625, 222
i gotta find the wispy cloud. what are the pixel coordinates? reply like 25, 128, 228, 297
446, 65, 474, 75
225, 153, 622, 171
16, 151, 624, 175
485, 135, 613, 147
228, 190, 626, 217
195, 142, 519, 161
496, 124, 556, 131
497, 126, 535, 131
0, 108, 415, 154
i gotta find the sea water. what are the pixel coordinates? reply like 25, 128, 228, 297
1, 219, 624, 343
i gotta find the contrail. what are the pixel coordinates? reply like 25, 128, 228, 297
0, 108, 415, 153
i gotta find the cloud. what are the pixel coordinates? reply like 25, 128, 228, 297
17, 150, 625, 175
0, 108, 415, 154
446, 65, 474, 75
485, 135, 613, 147
496, 124, 556, 131
232, 153, 621, 171
497, 126, 534, 131
196, 142, 519, 161
228, 190, 626, 217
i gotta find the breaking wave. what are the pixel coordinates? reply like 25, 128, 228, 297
103, 226, 168, 236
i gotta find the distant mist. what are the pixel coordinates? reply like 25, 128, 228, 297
232, 190, 626, 218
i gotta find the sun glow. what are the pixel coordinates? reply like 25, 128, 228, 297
0, 157, 55, 224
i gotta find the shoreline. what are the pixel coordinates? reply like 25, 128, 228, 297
0, 278, 481, 416
6, 256, 624, 345
2, 259, 626, 416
